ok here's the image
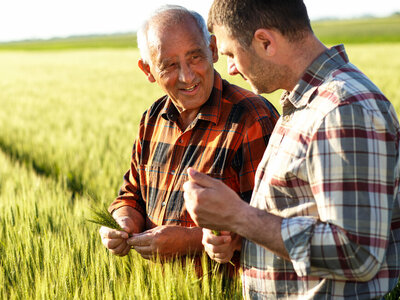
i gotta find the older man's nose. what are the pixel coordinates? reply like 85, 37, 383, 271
179, 62, 196, 83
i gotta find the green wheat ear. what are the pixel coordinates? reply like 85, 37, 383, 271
86, 206, 123, 231
211, 230, 235, 267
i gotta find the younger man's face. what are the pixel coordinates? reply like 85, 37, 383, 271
213, 24, 283, 94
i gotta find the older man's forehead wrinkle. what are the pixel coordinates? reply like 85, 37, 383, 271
187, 48, 205, 57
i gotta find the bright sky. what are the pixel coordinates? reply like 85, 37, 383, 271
0, 0, 399, 42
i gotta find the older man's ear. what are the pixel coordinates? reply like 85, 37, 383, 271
138, 59, 156, 83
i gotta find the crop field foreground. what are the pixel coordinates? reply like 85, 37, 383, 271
0, 34, 400, 299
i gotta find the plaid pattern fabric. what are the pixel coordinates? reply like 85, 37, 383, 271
110, 70, 279, 229
242, 45, 400, 299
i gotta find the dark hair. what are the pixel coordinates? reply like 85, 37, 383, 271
208, 0, 312, 46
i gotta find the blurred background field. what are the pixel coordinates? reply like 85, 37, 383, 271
0, 16, 399, 299
0, 15, 399, 50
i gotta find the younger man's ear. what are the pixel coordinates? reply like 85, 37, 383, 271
253, 29, 276, 57
138, 59, 156, 83
209, 35, 219, 63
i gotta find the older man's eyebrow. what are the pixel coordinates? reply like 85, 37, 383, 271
157, 49, 206, 69
158, 57, 175, 68
186, 48, 205, 56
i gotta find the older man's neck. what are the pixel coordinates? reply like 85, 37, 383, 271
178, 108, 200, 131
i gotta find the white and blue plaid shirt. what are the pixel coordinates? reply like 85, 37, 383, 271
242, 45, 400, 299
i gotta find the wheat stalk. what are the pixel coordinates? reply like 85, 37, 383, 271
86, 206, 123, 231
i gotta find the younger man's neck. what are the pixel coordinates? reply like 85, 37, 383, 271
287, 35, 327, 91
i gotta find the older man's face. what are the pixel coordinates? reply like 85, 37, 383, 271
146, 19, 218, 113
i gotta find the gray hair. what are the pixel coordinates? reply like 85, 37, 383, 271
137, 5, 211, 65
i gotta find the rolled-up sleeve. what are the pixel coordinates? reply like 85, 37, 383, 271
108, 119, 146, 216
282, 103, 398, 281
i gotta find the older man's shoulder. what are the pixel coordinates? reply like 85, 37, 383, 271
143, 95, 169, 119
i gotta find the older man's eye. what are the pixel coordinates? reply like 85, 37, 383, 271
167, 63, 177, 69
191, 55, 201, 63
160, 63, 177, 72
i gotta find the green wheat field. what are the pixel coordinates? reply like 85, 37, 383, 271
1, 16, 400, 299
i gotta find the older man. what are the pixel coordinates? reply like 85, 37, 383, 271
99, 5, 278, 267
184, 0, 400, 298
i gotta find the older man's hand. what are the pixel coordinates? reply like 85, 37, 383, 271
127, 225, 203, 260
99, 206, 145, 257
100, 226, 131, 256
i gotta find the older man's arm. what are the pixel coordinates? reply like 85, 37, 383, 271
101, 141, 147, 256
101, 115, 148, 256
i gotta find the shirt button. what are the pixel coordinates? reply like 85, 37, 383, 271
161, 202, 166, 207
171, 170, 175, 175
179, 138, 184, 143
283, 115, 290, 122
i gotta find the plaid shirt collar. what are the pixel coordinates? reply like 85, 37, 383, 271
281, 44, 349, 113
161, 70, 223, 126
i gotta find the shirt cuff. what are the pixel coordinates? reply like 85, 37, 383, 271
281, 217, 317, 277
